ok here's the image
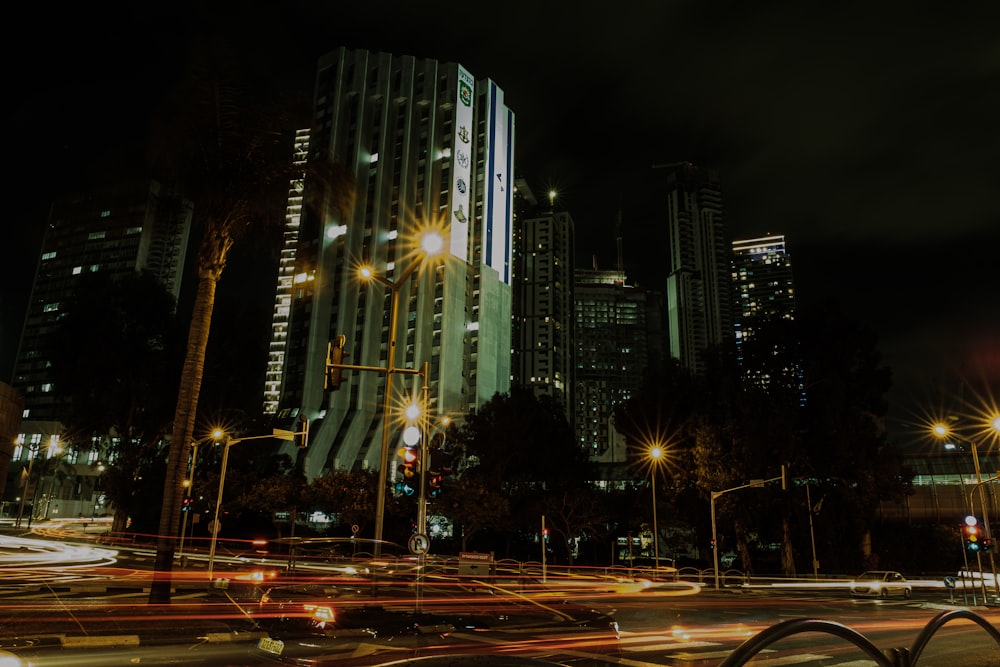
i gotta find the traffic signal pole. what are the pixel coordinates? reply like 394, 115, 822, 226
711, 465, 788, 590
416, 362, 430, 539
969, 472, 1000, 602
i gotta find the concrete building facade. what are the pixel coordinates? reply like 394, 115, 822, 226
661, 163, 733, 375
270, 48, 515, 480
511, 179, 575, 420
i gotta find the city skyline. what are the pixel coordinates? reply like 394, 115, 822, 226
5, 3, 998, 440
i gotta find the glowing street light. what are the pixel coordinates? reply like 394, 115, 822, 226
930, 413, 1000, 601
648, 444, 665, 568
360, 229, 445, 555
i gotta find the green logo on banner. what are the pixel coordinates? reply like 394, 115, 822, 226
460, 81, 472, 107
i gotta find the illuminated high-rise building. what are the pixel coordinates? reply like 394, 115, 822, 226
731, 234, 796, 337
661, 162, 733, 375
574, 268, 663, 462
511, 179, 575, 420
262, 128, 310, 416
731, 234, 800, 395
271, 48, 515, 480
7, 180, 192, 518
12, 180, 192, 422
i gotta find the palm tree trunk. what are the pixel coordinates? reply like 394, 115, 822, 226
149, 264, 221, 604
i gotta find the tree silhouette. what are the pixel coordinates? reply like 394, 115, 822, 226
146, 40, 304, 603
50, 271, 181, 534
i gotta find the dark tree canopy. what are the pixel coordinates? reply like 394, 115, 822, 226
49, 270, 182, 532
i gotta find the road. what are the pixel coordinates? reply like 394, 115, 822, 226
2, 523, 1000, 666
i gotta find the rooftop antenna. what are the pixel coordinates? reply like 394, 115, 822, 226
615, 209, 625, 285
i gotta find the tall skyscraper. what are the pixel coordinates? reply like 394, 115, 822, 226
12, 180, 193, 422
263, 128, 311, 416
7, 180, 191, 519
731, 234, 796, 336
574, 268, 663, 462
661, 162, 734, 375
511, 179, 575, 420
271, 48, 515, 480
731, 234, 799, 394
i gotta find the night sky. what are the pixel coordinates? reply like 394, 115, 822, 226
4, 2, 999, 441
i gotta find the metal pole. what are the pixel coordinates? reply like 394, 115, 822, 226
652, 466, 659, 568
806, 483, 819, 578
207, 439, 234, 580
178, 442, 199, 567
15, 452, 35, 529
371, 254, 428, 556
541, 514, 547, 583
970, 442, 999, 602
711, 491, 720, 590
416, 363, 429, 538
373, 280, 400, 558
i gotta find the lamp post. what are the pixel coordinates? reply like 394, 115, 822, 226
177, 441, 201, 567
710, 466, 787, 590
360, 231, 444, 556
648, 445, 664, 568
206, 429, 299, 580
91, 462, 105, 520
932, 416, 1000, 601
15, 442, 39, 529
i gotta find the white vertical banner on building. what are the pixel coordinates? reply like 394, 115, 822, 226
484, 82, 514, 285
450, 66, 475, 264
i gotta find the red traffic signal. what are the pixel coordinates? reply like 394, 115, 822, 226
398, 446, 419, 478
427, 470, 444, 497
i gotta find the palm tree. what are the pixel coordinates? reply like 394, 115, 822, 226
146, 42, 357, 603
147, 42, 294, 603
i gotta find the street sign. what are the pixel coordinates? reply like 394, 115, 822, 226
272, 428, 295, 441
408, 533, 430, 555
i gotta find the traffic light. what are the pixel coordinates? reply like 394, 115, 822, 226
295, 413, 309, 449
964, 515, 981, 552
182, 497, 193, 512
983, 538, 993, 552
710, 538, 716, 550
399, 446, 419, 477
397, 446, 419, 496
427, 470, 444, 498
325, 334, 347, 391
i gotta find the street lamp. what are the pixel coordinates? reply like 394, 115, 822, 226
359, 230, 444, 556
710, 466, 787, 590
647, 444, 665, 568
205, 428, 228, 580
177, 440, 203, 567
205, 424, 306, 580
931, 415, 1000, 601
15, 441, 39, 529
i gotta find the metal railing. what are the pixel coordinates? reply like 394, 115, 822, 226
718, 609, 1000, 667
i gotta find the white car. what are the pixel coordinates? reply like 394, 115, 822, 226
850, 570, 912, 598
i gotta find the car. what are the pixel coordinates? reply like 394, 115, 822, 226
850, 570, 912, 598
